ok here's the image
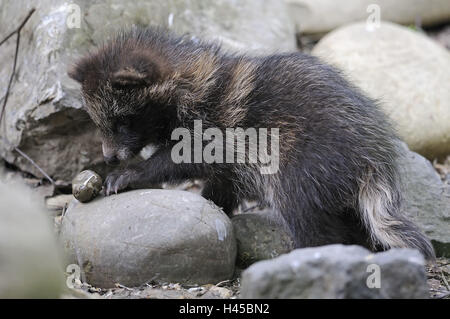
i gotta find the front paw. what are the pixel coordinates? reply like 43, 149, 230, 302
104, 168, 142, 196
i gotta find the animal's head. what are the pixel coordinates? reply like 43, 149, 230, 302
69, 34, 175, 165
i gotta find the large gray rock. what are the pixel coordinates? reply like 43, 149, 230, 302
232, 210, 294, 268
241, 244, 428, 299
287, 0, 450, 34
0, 1, 296, 182
60, 189, 236, 288
0, 182, 64, 298
399, 142, 450, 257
312, 22, 450, 160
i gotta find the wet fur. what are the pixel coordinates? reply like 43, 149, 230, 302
69, 27, 435, 260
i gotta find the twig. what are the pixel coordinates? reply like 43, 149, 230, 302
434, 291, 450, 299
0, 8, 35, 45
215, 279, 232, 287
441, 270, 450, 291
13, 147, 54, 184
115, 283, 133, 291
0, 8, 35, 125
0, 30, 17, 47
0, 9, 54, 185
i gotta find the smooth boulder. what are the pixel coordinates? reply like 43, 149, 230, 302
287, 0, 450, 34
241, 244, 428, 299
312, 22, 450, 159
60, 189, 236, 288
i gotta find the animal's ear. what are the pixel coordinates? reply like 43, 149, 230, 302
68, 64, 85, 83
68, 56, 93, 84
111, 51, 169, 88
111, 67, 150, 87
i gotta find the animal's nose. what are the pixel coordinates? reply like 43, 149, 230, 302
104, 155, 120, 166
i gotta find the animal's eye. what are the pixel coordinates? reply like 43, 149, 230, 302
121, 118, 131, 126
117, 116, 136, 133
117, 124, 129, 134
112, 117, 130, 131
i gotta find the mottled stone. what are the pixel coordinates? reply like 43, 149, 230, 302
232, 210, 294, 267
72, 170, 102, 203
241, 245, 428, 299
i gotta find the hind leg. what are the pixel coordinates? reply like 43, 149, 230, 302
276, 165, 373, 249
282, 202, 372, 249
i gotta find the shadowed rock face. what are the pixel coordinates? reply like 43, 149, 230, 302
398, 142, 450, 257
60, 189, 237, 288
0, 0, 296, 183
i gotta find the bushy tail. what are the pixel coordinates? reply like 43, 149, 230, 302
358, 168, 435, 260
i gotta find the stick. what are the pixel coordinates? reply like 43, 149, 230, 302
0, 8, 35, 46
0, 8, 35, 125
14, 147, 55, 184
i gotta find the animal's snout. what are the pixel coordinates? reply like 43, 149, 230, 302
104, 155, 120, 166
102, 141, 120, 166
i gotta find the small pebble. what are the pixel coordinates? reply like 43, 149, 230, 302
72, 170, 102, 203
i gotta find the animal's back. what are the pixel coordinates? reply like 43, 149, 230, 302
240, 53, 434, 259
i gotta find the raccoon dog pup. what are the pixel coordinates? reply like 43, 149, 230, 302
69, 27, 434, 259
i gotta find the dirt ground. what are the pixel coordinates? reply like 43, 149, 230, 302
66, 257, 449, 299
429, 155, 450, 299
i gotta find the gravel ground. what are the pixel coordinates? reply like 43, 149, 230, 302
427, 257, 450, 299
64, 278, 241, 299
429, 155, 450, 299
64, 258, 450, 299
